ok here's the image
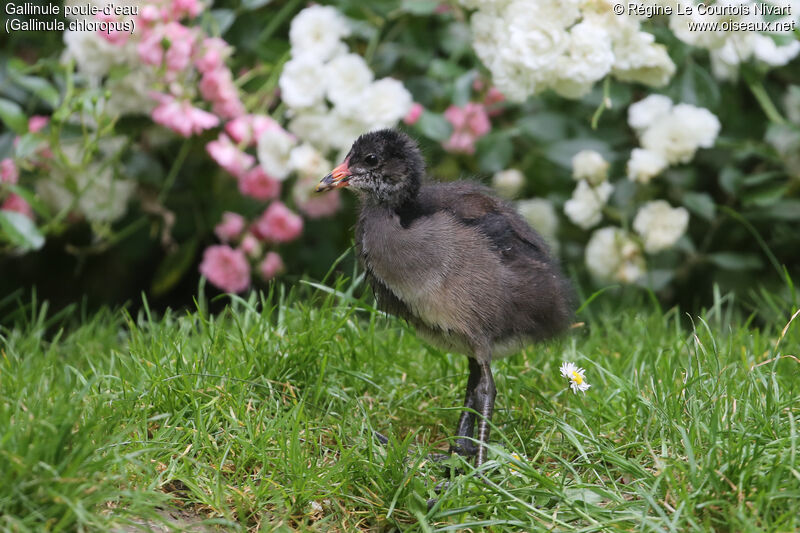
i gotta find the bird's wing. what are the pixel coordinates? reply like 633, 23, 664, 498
413, 182, 552, 263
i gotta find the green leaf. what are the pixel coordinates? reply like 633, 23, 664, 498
518, 112, 569, 143
682, 192, 716, 221
544, 139, 611, 169
10, 74, 60, 109
741, 171, 784, 187
441, 22, 472, 58
241, 0, 273, 9
13, 133, 43, 159
400, 0, 439, 14
763, 199, 800, 220
680, 62, 720, 109
414, 111, 451, 142
709, 252, 763, 271
719, 166, 743, 195
741, 182, 789, 207
428, 59, 464, 80
206, 9, 236, 34
452, 71, 477, 107
477, 133, 513, 174
0, 98, 28, 134
0, 211, 45, 250
151, 239, 199, 296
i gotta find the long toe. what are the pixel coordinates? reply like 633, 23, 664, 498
373, 430, 389, 445
449, 439, 478, 458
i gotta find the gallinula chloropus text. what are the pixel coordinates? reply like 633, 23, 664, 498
316, 129, 572, 468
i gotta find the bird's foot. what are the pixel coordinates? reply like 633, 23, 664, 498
449, 439, 478, 458
373, 430, 389, 445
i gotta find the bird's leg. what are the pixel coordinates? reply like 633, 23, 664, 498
450, 357, 481, 457
473, 358, 496, 468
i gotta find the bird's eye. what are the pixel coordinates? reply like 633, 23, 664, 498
364, 153, 378, 166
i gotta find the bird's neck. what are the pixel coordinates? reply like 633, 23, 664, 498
360, 189, 420, 212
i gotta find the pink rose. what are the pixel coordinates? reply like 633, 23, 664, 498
171, 0, 203, 20
442, 102, 491, 154
214, 211, 245, 242
258, 251, 285, 281
138, 30, 165, 65
164, 22, 195, 72
238, 166, 280, 201
28, 115, 49, 133
138, 22, 195, 72
297, 190, 341, 219
1, 193, 33, 219
225, 114, 280, 146
199, 245, 250, 293
206, 134, 255, 178
212, 98, 246, 120
403, 103, 424, 125
483, 87, 505, 116
443, 131, 476, 154
151, 93, 219, 137
240, 233, 261, 258
139, 4, 161, 25
464, 102, 490, 137
199, 68, 245, 119
96, 12, 129, 45
195, 37, 230, 74
252, 201, 303, 243
1, 158, 19, 185
444, 105, 467, 130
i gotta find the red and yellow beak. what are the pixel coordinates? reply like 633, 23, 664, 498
315, 160, 351, 192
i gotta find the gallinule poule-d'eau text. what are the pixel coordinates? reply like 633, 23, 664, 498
315, 129, 572, 468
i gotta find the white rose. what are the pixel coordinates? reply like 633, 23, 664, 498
571, 150, 608, 185
325, 54, 374, 112
62, 30, 125, 85
279, 55, 327, 109
585, 226, 645, 283
289, 5, 350, 61
612, 31, 675, 87
564, 180, 613, 229
289, 143, 330, 179
257, 127, 297, 180
327, 109, 370, 151
492, 169, 525, 199
627, 148, 668, 184
672, 103, 721, 149
628, 94, 673, 133
784, 86, 800, 125
359, 78, 413, 129
288, 109, 335, 152
633, 200, 689, 253
556, 22, 614, 89
640, 104, 720, 165
77, 165, 136, 222
752, 34, 800, 67
517, 198, 559, 249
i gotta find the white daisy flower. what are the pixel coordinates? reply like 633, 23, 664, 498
560, 361, 591, 394
508, 452, 527, 478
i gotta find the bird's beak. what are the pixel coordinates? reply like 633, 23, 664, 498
315, 160, 351, 192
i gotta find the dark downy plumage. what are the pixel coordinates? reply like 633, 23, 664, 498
316, 129, 572, 467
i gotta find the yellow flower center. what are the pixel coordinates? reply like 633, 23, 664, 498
570, 371, 583, 385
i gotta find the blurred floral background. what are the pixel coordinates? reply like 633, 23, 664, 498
1, 0, 798, 316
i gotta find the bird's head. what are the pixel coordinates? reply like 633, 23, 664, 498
315, 129, 424, 207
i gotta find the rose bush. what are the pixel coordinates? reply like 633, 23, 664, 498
0, 0, 798, 309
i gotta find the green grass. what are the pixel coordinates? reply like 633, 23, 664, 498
1, 280, 799, 532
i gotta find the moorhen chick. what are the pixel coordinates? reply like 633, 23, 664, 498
316, 129, 572, 468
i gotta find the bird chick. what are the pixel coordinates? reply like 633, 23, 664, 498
317, 129, 572, 467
